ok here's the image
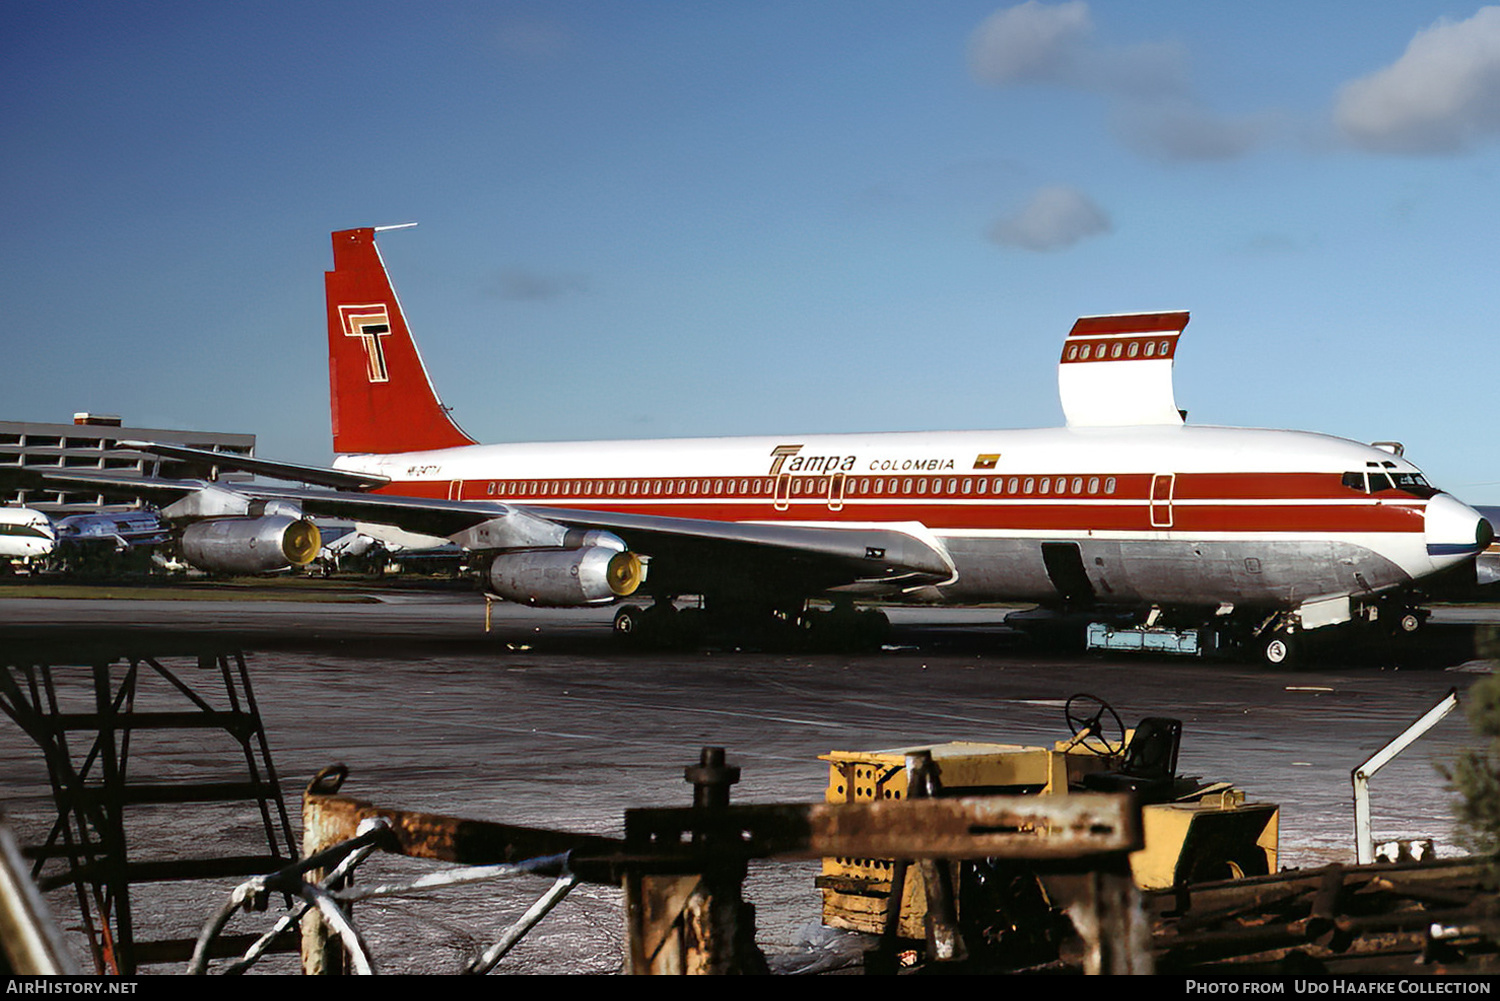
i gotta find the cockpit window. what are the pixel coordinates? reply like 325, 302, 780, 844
1344, 471, 1434, 498
1342, 470, 1438, 497
1390, 472, 1438, 498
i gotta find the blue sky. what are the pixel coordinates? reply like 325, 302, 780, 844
5, 2, 1500, 501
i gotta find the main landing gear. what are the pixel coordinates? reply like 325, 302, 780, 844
612, 597, 891, 652
612, 602, 704, 649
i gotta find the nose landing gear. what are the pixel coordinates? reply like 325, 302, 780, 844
1258, 630, 1297, 668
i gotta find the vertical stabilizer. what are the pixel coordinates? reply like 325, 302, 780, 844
325, 227, 477, 454
1058, 312, 1188, 427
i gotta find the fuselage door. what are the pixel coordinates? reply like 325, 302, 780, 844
448, 480, 464, 501
828, 471, 846, 512
774, 472, 791, 512
1042, 542, 1096, 604
1150, 473, 1175, 529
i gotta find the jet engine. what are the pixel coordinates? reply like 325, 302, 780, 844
487, 546, 645, 607
180, 515, 322, 574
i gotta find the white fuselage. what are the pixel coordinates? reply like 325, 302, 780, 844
333, 423, 1487, 611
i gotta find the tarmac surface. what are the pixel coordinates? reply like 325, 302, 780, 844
0, 588, 1495, 974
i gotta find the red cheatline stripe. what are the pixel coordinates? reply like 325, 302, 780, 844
374, 482, 1423, 535
377, 471, 1405, 505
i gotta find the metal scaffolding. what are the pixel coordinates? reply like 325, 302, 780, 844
0, 643, 296, 973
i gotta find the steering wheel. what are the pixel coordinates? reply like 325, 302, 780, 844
1064, 693, 1126, 756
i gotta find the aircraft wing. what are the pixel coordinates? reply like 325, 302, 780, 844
253, 487, 954, 594
0, 467, 507, 539
0, 466, 954, 594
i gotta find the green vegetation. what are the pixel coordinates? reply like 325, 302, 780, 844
0, 577, 380, 602
1444, 657, 1500, 860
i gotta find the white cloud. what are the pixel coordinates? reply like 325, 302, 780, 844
990, 185, 1112, 251
1335, 7, 1500, 154
967, 1, 1094, 86
969, 2, 1259, 162
1115, 101, 1271, 162
968, 1, 1184, 98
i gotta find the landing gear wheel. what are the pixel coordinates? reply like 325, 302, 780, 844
1396, 610, 1424, 635
1259, 631, 1297, 668
613, 605, 648, 642
614, 603, 687, 647
1064, 693, 1126, 755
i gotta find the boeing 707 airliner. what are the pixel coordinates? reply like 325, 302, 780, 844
24, 227, 1491, 664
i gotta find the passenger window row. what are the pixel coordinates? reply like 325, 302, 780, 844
479, 475, 1122, 499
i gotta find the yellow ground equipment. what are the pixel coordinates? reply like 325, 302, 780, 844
817, 694, 1279, 940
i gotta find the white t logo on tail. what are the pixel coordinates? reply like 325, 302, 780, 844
339, 304, 393, 383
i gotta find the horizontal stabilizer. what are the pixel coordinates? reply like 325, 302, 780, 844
1058, 312, 1188, 427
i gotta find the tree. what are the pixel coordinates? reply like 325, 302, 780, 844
1444, 632, 1500, 859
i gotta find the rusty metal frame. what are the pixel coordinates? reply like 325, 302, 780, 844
205, 754, 1154, 975
1147, 857, 1500, 974
624, 793, 1141, 864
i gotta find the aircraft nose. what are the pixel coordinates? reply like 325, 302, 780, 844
1425, 493, 1494, 567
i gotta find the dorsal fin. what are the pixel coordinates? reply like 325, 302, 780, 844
1058, 311, 1188, 427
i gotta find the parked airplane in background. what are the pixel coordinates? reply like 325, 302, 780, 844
0, 507, 56, 564
53, 509, 169, 552
9, 227, 1492, 663
0, 507, 169, 572
47, 508, 172, 573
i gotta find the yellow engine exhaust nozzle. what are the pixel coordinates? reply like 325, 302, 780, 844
606, 551, 645, 596
282, 519, 322, 566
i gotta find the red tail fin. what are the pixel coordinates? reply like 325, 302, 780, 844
325, 227, 477, 455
